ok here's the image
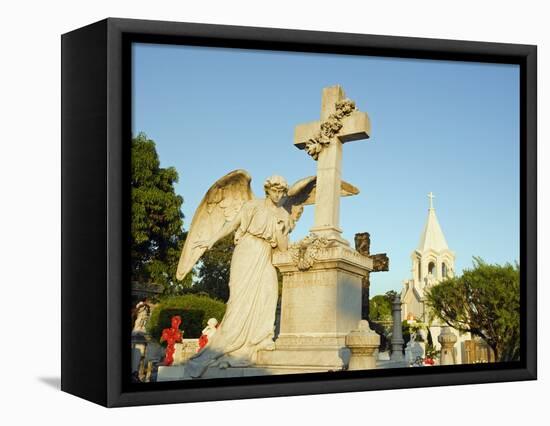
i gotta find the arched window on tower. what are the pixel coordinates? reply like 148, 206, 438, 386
428, 261, 435, 276
442, 262, 448, 278
417, 259, 421, 281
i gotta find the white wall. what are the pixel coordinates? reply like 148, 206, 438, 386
1, 1, 546, 424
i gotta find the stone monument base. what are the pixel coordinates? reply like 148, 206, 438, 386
256, 333, 350, 370
260, 239, 372, 372
156, 364, 331, 381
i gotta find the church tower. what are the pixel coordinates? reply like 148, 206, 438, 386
401, 193, 455, 322
400, 195, 470, 364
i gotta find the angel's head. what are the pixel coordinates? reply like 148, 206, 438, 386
264, 175, 288, 205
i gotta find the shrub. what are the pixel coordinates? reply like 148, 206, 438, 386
147, 294, 226, 341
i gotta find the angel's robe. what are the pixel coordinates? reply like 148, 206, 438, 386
185, 199, 292, 378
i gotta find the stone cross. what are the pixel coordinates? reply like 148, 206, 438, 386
354, 232, 389, 319
294, 85, 371, 242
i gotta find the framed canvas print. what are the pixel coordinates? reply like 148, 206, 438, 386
61, 18, 537, 407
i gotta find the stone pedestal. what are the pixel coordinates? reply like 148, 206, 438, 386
257, 240, 372, 370
345, 320, 380, 370
430, 323, 469, 364
438, 327, 457, 365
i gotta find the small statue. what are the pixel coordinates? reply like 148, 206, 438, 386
160, 315, 183, 366
198, 318, 219, 351
132, 299, 150, 335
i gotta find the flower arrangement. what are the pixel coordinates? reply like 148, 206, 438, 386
423, 357, 435, 366
160, 315, 183, 366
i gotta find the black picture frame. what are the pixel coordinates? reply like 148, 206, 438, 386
61, 17, 537, 407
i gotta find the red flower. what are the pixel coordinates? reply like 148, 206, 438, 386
198, 334, 209, 351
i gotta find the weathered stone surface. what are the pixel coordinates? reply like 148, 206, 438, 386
360, 275, 371, 320
354, 232, 371, 320
354, 232, 371, 255
371, 253, 389, 272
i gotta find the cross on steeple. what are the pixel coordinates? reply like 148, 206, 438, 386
294, 86, 371, 243
428, 192, 435, 210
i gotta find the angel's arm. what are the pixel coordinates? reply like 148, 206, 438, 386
289, 205, 304, 231
274, 210, 295, 252
275, 229, 289, 252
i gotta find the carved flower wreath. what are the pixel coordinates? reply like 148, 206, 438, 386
305, 99, 356, 160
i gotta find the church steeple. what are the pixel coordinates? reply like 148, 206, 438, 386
410, 192, 455, 288
401, 193, 467, 363
417, 192, 449, 252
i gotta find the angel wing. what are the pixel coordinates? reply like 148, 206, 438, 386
281, 176, 360, 215
176, 170, 254, 280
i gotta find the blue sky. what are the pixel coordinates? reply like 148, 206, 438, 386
132, 43, 520, 295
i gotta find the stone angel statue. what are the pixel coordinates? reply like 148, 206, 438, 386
176, 169, 343, 378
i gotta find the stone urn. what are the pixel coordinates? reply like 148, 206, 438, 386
438, 327, 457, 365
345, 320, 380, 370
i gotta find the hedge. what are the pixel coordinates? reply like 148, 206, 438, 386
147, 294, 226, 341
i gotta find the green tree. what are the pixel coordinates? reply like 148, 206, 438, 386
425, 257, 520, 362
131, 132, 191, 294
193, 234, 235, 302
369, 290, 398, 322
369, 295, 391, 321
